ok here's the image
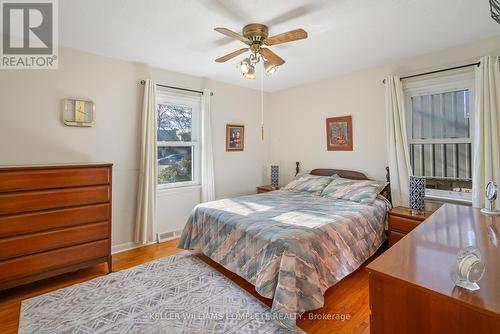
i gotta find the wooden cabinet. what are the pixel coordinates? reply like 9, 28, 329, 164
0, 163, 113, 290
368, 204, 500, 334
257, 185, 279, 193
388, 206, 431, 246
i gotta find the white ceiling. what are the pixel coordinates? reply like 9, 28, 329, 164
60, 0, 499, 92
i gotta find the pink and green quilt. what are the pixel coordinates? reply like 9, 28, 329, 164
178, 190, 390, 328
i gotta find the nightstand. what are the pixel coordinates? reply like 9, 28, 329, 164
257, 185, 279, 193
388, 206, 432, 247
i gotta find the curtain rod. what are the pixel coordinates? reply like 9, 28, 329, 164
382, 62, 480, 84
139, 80, 213, 96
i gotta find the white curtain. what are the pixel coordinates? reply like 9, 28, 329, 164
201, 89, 216, 202
472, 56, 500, 208
385, 75, 413, 207
135, 80, 158, 244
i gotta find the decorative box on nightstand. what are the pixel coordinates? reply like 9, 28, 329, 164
388, 206, 432, 247
257, 185, 280, 194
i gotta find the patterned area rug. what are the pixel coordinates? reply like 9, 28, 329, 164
19, 251, 303, 333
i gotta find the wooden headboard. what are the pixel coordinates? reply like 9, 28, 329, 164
295, 162, 390, 183
310, 168, 369, 180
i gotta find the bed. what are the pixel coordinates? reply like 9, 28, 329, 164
178, 168, 391, 328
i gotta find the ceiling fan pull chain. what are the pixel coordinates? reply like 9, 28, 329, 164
261, 63, 264, 142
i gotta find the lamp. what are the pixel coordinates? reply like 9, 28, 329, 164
491, 0, 500, 24
239, 58, 251, 74
243, 65, 256, 80
264, 60, 277, 75
409, 176, 426, 214
270, 165, 279, 189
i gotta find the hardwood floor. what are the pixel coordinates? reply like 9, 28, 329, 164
0, 239, 383, 334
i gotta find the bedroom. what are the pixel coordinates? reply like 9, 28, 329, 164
0, 0, 499, 333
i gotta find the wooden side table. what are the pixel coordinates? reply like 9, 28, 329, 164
257, 185, 279, 194
388, 206, 432, 247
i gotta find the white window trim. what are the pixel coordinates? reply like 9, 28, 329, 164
404, 71, 475, 145
403, 70, 475, 201
157, 184, 201, 195
156, 88, 202, 190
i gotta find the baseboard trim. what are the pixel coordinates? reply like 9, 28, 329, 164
157, 229, 183, 243
111, 241, 156, 254
111, 236, 182, 254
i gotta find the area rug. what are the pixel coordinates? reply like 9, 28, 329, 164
19, 251, 303, 333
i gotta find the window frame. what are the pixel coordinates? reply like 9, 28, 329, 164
156, 89, 202, 191
403, 70, 475, 201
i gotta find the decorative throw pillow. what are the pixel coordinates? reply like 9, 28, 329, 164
320, 177, 388, 204
283, 174, 335, 194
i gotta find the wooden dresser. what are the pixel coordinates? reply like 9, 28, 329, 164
0, 163, 112, 291
367, 204, 500, 334
388, 206, 432, 246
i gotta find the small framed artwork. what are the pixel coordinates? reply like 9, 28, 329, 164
326, 116, 353, 151
226, 124, 244, 151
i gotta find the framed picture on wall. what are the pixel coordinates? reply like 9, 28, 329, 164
326, 116, 353, 151
226, 124, 245, 151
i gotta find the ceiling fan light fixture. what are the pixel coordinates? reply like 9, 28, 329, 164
239, 58, 251, 74
243, 65, 256, 80
264, 60, 277, 75
214, 23, 307, 79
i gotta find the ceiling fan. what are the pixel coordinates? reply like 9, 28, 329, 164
214, 24, 308, 79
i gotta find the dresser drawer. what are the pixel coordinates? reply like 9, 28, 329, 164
388, 215, 421, 234
0, 167, 110, 193
0, 239, 109, 283
0, 203, 110, 237
389, 231, 405, 246
0, 222, 109, 260
0, 186, 110, 215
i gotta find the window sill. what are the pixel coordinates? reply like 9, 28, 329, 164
425, 194, 472, 205
157, 184, 201, 196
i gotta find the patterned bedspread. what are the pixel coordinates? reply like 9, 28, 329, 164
178, 190, 390, 328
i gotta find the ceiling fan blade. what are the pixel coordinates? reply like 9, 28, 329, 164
214, 27, 251, 44
215, 48, 249, 63
264, 28, 308, 46
265, 4, 319, 27
260, 48, 285, 66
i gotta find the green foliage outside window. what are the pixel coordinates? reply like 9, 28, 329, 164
158, 158, 192, 184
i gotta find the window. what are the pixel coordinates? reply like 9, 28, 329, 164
156, 88, 201, 189
404, 72, 475, 201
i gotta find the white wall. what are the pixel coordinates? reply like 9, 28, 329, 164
266, 36, 500, 184
0, 47, 267, 250
205, 79, 270, 199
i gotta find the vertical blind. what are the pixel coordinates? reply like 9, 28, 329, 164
409, 90, 472, 180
